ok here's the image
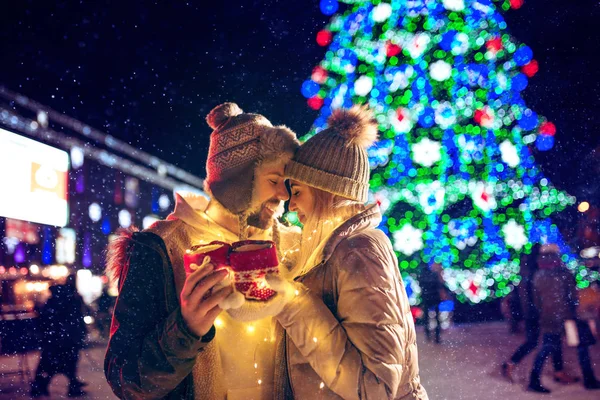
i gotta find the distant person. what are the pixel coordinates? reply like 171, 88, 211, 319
419, 263, 445, 344
95, 286, 114, 339
502, 245, 577, 384
31, 274, 88, 397
528, 244, 600, 393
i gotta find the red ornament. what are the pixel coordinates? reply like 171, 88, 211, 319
311, 66, 328, 84
307, 96, 324, 110
316, 30, 333, 47
396, 108, 407, 122
510, 0, 524, 9
480, 191, 489, 203
486, 37, 503, 53
474, 109, 484, 124
522, 60, 539, 77
469, 281, 479, 295
386, 42, 402, 57
474, 107, 493, 127
539, 121, 557, 136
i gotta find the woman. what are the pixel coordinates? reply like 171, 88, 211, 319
267, 106, 428, 399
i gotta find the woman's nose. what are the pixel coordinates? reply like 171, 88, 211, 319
288, 199, 297, 212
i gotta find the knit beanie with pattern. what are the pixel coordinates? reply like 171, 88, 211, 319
205, 103, 299, 214
285, 106, 377, 203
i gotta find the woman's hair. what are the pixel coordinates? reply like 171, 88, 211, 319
292, 185, 364, 278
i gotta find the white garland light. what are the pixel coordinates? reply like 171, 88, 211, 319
443, 0, 465, 11
412, 138, 442, 167
502, 220, 528, 250
430, 60, 452, 81
372, 3, 392, 22
393, 224, 424, 256
499, 140, 520, 168
354, 75, 373, 96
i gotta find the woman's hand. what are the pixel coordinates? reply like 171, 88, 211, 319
225, 274, 300, 322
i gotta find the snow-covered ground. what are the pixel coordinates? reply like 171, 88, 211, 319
419, 321, 600, 400
0, 321, 598, 399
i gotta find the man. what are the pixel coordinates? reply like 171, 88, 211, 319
419, 263, 445, 344
104, 102, 300, 399
528, 244, 600, 393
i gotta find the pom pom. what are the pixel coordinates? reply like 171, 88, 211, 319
326, 106, 378, 148
206, 102, 243, 129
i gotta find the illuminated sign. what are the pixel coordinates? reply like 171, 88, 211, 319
0, 128, 69, 226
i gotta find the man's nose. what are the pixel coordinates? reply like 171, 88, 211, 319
275, 182, 290, 201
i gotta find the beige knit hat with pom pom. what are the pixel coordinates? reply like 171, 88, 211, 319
205, 102, 299, 214
285, 105, 378, 203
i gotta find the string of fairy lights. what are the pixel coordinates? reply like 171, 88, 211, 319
299, 0, 595, 304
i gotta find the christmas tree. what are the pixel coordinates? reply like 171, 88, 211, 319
299, 0, 596, 303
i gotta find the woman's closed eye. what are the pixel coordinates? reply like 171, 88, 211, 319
269, 179, 278, 185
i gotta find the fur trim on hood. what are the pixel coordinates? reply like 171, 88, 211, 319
105, 226, 140, 285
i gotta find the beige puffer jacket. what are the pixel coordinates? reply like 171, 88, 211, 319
276, 205, 428, 399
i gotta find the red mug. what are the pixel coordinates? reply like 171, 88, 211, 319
229, 240, 279, 301
183, 241, 231, 275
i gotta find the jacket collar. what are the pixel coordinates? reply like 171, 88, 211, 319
320, 204, 382, 264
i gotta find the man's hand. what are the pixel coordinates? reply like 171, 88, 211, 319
180, 256, 233, 337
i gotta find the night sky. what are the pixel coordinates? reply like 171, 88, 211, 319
1, 0, 599, 199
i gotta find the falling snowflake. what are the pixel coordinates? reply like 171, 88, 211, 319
412, 137, 442, 167
393, 224, 424, 256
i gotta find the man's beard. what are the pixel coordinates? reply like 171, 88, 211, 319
246, 199, 283, 230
